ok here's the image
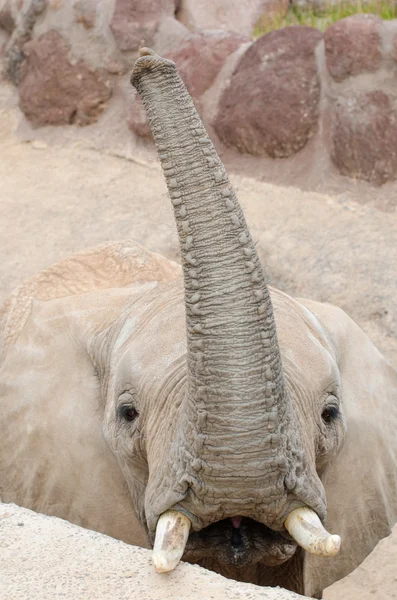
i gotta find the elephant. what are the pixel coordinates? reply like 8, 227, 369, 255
1, 48, 397, 599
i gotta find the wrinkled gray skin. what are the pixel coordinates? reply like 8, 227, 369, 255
130, 52, 326, 534
1, 50, 397, 599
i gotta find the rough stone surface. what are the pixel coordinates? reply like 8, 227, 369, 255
324, 14, 382, 82
18, 30, 112, 127
31, 0, 123, 73
331, 91, 397, 184
128, 30, 246, 138
170, 30, 248, 99
110, 0, 176, 52
0, 504, 308, 600
152, 15, 191, 55
177, 0, 280, 37
73, 0, 97, 30
127, 96, 152, 138
214, 26, 322, 158
0, 0, 16, 34
4, 0, 47, 84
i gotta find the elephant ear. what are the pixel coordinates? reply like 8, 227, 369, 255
299, 299, 397, 597
0, 284, 153, 548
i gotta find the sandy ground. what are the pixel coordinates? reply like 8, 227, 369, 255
0, 100, 396, 599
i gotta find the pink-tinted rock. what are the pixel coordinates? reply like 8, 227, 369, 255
110, 0, 176, 52
331, 91, 397, 184
214, 26, 322, 158
18, 30, 112, 127
324, 15, 382, 82
127, 98, 152, 138
128, 31, 247, 138
170, 31, 247, 98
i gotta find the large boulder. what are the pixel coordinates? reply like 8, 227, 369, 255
128, 30, 247, 138
176, 0, 287, 37
324, 14, 382, 82
18, 30, 112, 127
214, 27, 322, 158
110, 0, 177, 52
331, 90, 397, 185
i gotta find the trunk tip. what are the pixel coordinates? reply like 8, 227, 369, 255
139, 47, 155, 57
130, 48, 176, 88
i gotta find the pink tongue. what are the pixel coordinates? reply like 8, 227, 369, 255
231, 516, 243, 529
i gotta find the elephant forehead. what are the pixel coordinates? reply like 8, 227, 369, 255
270, 288, 338, 385
114, 283, 187, 380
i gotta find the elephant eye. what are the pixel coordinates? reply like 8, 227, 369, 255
119, 405, 139, 423
321, 405, 339, 425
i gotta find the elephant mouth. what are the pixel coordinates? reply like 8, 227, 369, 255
182, 517, 298, 567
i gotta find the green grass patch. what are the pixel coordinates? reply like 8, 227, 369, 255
253, 0, 397, 37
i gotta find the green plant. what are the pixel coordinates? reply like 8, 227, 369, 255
253, 0, 397, 37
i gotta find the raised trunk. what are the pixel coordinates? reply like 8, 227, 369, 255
131, 49, 298, 530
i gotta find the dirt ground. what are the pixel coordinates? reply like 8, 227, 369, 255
0, 95, 396, 599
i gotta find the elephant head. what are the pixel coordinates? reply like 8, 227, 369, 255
1, 49, 396, 598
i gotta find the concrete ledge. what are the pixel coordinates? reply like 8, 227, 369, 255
0, 503, 309, 599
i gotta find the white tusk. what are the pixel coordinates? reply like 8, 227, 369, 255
284, 507, 341, 557
152, 510, 191, 573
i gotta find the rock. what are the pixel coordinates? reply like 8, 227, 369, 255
127, 96, 152, 138
5, 0, 47, 84
18, 30, 112, 127
128, 30, 246, 138
0, 0, 16, 34
152, 16, 191, 55
170, 30, 247, 99
1, 0, 123, 78
214, 26, 322, 158
324, 15, 382, 82
0, 503, 311, 600
110, 0, 177, 52
73, 0, 97, 30
331, 91, 397, 184
177, 0, 280, 38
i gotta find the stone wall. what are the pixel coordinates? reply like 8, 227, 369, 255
0, 503, 308, 600
214, 14, 397, 185
1, 1, 397, 185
